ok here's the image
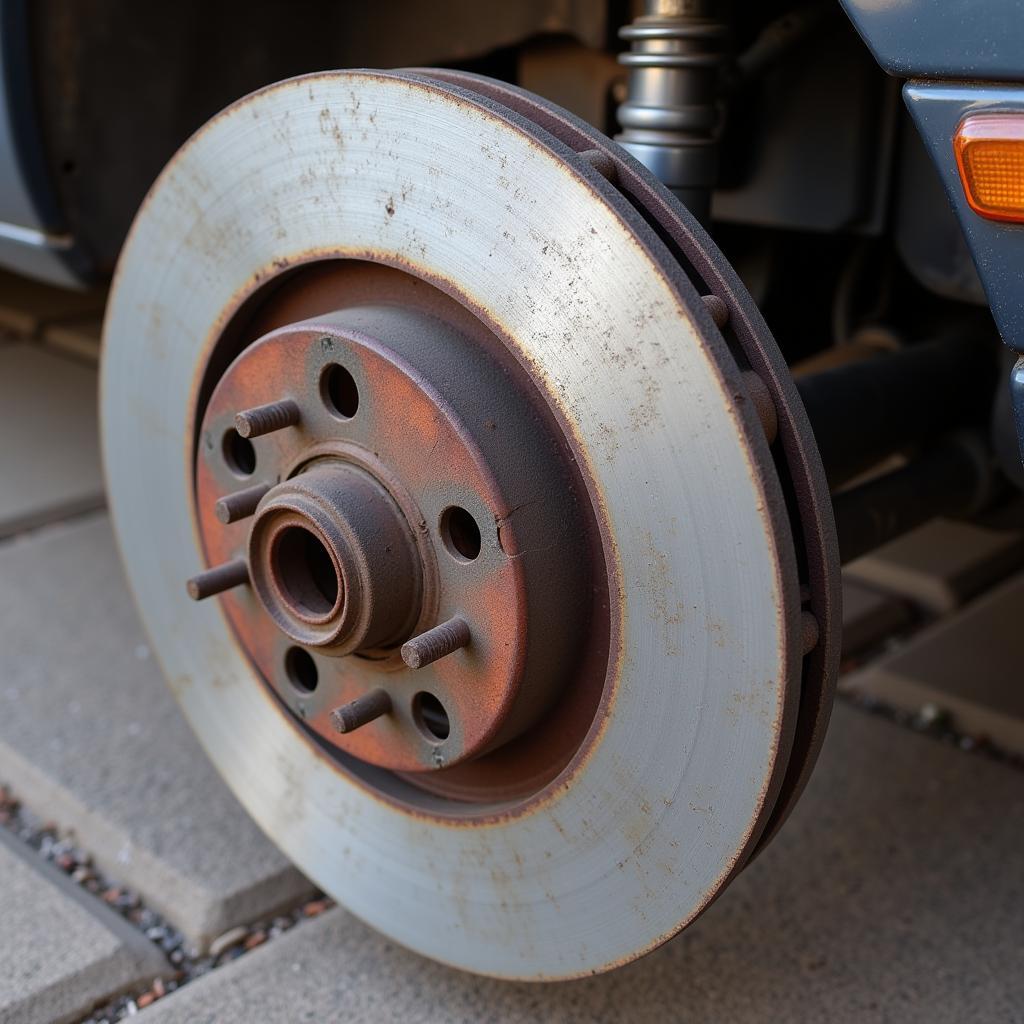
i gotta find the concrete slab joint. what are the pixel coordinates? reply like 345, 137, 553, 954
0, 830, 166, 1024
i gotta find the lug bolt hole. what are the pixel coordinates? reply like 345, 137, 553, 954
440, 506, 481, 562
321, 363, 359, 419
413, 692, 450, 741
285, 646, 319, 693
271, 526, 341, 617
222, 428, 256, 477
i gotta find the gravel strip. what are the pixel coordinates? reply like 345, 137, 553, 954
838, 689, 1024, 771
0, 785, 332, 1022
836, 600, 1024, 773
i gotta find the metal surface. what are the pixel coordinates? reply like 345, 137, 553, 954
712, 18, 898, 236
614, 0, 726, 220
402, 618, 471, 670
24, 0, 609, 283
841, 0, 1024, 81
234, 399, 302, 439
331, 688, 392, 734
185, 559, 249, 601
103, 69, 812, 978
895, 125, 987, 306
196, 305, 595, 777
742, 370, 778, 445
196, 260, 613, 806
214, 482, 271, 525
0, 0, 86, 285
245, 464, 422, 653
1012, 357, 1024, 470
904, 82, 1024, 468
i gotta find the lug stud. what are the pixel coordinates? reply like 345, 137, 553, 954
186, 559, 250, 600
235, 398, 301, 439
330, 688, 392, 733
215, 482, 272, 524
401, 617, 471, 670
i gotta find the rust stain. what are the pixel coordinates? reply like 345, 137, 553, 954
318, 106, 344, 146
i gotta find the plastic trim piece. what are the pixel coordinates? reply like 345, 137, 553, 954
841, 0, 1024, 83
905, 83, 1024, 356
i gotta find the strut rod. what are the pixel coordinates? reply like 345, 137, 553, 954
795, 326, 998, 490
615, 0, 727, 221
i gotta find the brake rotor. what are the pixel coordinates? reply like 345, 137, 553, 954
101, 69, 837, 979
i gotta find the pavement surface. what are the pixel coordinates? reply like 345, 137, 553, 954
0, 344, 104, 537
0, 278, 1022, 1022
845, 572, 1024, 754
846, 514, 1024, 615
137, 705, 1024, 1023
0, 516, 315, 951
0, 829, 165, 1024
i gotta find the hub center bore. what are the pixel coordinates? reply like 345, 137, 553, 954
272, 526, 339, 619
249, 461, 422, 654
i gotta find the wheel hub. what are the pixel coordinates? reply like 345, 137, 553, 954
249, 461, 421, 653
194, 305, 596, 774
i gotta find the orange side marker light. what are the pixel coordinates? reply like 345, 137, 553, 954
955, 113, 1024, 224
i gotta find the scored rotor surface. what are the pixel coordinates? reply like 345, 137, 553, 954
102, 69, 811, 978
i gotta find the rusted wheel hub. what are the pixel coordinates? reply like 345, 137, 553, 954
249, 462, 421, 654
194, 305, 595, 775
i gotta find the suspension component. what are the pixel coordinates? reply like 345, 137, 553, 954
615, 0, 728, 220
796, 325, 998, 489
832, 433, 994, 564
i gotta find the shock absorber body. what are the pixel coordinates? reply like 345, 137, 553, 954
615, 0, 727, 222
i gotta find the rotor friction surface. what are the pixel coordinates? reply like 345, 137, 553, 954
102, 70, 801, 978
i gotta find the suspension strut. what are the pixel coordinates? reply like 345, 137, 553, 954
615, 0, 728, 222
